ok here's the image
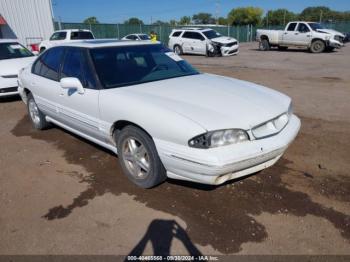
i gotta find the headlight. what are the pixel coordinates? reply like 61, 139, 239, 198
188, 129, 249, 149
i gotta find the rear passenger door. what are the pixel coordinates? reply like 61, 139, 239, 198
59, 47, 103, 140
282, 23, 298, 45
30, 47, 65, 118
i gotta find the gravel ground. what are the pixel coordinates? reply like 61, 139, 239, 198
0, 42, 349, 257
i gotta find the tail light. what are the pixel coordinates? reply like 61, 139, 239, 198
30, 44, 40, 52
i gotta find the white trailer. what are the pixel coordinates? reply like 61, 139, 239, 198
0, 0, 55, 52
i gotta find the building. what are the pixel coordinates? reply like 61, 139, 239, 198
0, 0, 54, 51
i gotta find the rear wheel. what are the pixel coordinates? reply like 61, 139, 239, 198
173, 45, 183, 55
310, 40, 325, 53
27, 93, 50, 130
116, 126, 167, 188
259, 39, 270, 51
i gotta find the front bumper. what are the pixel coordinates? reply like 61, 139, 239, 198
328, 39, 344, 48
155, 114, 301, 185
0, 77, 19, 97
221, 44, 239, 56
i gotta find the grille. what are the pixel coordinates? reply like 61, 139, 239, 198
334, 35, 344, 43
252, 113, 289, 139
225, 41, 238, 47
0, 86, 18, 93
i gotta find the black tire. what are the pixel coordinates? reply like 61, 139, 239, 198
116, 126, 167, 188
278, 46, 288, 51
27, 93, 50, 130
310, 40, 325, 53
39, 47, 46, 53
259, 39, 270, 51
325, 46, 335, 52
173, 45, 183, 55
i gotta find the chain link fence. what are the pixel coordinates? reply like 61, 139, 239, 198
55, 21, 350, 45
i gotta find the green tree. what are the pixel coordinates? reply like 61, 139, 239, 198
152, 20, 168, 25
228, 7, 263, 26
263, 9, 297, 26
299, 6, 332, 22
179, 16, 191, 25
217, 16, 228, 25
124, 17, 144, 25
192, 12, 215, 24
169, 20, 177, 26
83, 16, 99, 24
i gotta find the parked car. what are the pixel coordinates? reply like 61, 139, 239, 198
122, 34, 151, 41
256, 21, 345, 53
18, 40, 300, 188
0, 39, 36, 97
343, 32, 350, 43
168, 28, 239, 56
39, 29, 95, 53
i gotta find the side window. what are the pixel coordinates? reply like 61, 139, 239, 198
61, 48, 96, 89
33, 47, 65, 81
61, 48, 84, 83
192, 32, 205, 40
297, 23, 310, 33
50, 32, 66, 41
286, 23, 297, 31
171, 31, 181, 37
182, 31, 195, 39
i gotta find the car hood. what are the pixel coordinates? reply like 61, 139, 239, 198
211, 36, 238, 44
119, 73, 291, 131
0, 56, 36, 76
316, 29, 345, 37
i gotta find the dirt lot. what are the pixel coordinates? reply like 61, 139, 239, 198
1, 43, 350, 256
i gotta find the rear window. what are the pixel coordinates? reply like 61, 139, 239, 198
286, 23, 297, 31
171, 31, 182, 37
182, 32, 205, 40
70, 31, 94, 40
0, 42, 33, 60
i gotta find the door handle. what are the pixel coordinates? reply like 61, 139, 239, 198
284, 32, 288, 35
294, 33, 299, 35
307, 35, 311, 37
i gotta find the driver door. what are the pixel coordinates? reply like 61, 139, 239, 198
58, 47, 103, 141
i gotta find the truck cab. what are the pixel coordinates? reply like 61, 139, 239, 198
256, 22, 345, 53
39, 29, 94, 53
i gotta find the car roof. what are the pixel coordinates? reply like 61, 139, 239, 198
0, 39, 19, 43
56, 39, 160, 48
54, 29, 92, 33
172, 28, 213, 32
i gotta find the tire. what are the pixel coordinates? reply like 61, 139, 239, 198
325, 46, 335, 52
173, 45, 183, 55
27, 93, 50, 130
278, 46, 288, 51
259, 39, 270, 51
310, 40, 325, 53
116, 125, 167, 188
39, 47, 46, 53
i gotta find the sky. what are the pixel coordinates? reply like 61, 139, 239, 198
52, 0, 350, 24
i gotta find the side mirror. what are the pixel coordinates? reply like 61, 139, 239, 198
60, 77, 85, 94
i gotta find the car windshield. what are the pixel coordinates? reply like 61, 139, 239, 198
0, 42, 34, 60
139, 34, 150, 40
90, 44, 199, 89
203, 30, 221, 39
308, 23, 325, 31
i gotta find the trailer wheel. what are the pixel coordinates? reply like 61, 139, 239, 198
259, 39, 270, 51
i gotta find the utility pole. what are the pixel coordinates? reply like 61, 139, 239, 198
283, 10, 286, 26
319, 10, 323, 23
215, 0, 220, 25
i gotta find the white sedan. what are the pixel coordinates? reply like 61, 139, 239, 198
122, 34, 151, 41
18, 40, 300, 188
0, 39, 36, 97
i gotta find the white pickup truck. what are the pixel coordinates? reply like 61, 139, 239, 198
39, 29, 95, 53
256, 21, 345, 53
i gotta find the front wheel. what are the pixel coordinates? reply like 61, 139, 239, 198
310, 40, 325, 53
27, 93, 50, 130
116, 126, 167, 188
